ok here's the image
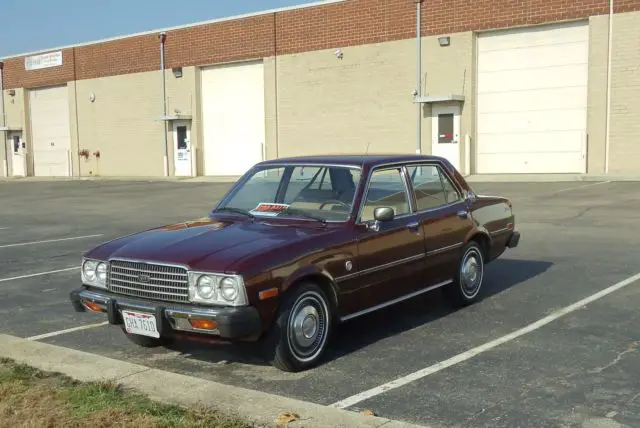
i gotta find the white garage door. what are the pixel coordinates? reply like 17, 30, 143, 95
476, 21, 589, 174
29, 85, 71, 176
201, 60, 265, 176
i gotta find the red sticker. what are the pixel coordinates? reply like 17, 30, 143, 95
250, 203, 290, 216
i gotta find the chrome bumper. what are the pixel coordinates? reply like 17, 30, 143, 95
70, 287, 262, 339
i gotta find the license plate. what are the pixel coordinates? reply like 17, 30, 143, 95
122, 310, 160, 338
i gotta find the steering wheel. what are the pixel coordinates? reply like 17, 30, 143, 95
319, 200, 350, 210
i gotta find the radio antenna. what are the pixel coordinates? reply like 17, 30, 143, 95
361, 141, 371, 170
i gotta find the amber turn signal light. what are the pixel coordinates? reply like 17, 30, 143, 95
82, 301, 104, 313
259, 288, 279, 300
189, 319, 218, 330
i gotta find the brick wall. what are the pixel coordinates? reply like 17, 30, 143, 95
3, 0, 639, 89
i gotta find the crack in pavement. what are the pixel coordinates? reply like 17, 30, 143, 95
587, 341, 640, 375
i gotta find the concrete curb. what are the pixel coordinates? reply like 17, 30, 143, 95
0, 333, 428, 428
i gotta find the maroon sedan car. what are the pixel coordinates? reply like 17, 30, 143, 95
70, 154, 520, 372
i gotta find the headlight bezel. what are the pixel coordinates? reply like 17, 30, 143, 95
188, 271, 248, 307
81, 258, 109, 289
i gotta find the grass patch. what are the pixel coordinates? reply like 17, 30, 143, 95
0, 358, 252, 428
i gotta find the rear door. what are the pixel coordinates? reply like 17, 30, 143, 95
405, 162, 475, 286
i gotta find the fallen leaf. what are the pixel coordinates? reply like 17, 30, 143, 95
360, 409, 376, 416
276, 412, 300, 425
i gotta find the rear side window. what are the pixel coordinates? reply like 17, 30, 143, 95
406, 164, 461, 211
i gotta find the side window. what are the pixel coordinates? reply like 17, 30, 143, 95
360, 167, 410, 222
407, 164, 461, 211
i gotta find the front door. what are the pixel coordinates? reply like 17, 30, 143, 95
173, 121, 192, 177
406, 162, 474, 286
10, 133, 26, 177
346, 166, 426, 317
431, 104, 461, 170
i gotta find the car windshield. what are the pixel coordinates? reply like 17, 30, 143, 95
215, 164, 362, 222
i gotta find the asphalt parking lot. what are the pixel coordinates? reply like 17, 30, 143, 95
1, 178, 639, 428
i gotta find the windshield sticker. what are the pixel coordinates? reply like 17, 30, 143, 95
250, 203, 290, 217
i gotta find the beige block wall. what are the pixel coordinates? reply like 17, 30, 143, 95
264, 57, 279, 161
585, 11, 640, 175
587, 15, 609, 174
608, 11, 640, 174
2, 88, 28, 176
165, 66, 198, 176
73, 67, 197, 177
420, 32, 474, 169
67, 82, 81, 177
271, 32, 474, 170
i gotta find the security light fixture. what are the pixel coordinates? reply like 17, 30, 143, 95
172, 67, 183, 78
438, 36, 450, 47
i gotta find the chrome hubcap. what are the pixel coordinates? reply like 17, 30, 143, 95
460, 249, 482, 297
288, 293, 328, 361
293, 305, 319, 347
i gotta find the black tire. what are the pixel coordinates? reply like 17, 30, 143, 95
263, 282, 333, 372
444, 240, 485, 307
121, 328, 174, 348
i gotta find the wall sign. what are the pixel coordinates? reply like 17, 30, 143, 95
25, 51, 63, 71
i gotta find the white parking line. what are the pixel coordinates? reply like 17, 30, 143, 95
26, 322, 109, 341
0, 267, 80, 283
0, 234, 104, 249
330, 270, 640, 409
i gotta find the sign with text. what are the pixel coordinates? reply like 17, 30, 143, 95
25, 51, 63, 71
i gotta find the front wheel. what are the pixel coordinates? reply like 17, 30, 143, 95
444, 240, 485, 307
263, 282, 333, 372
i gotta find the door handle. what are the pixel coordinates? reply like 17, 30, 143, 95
457, 210, 468, 219
407, 221, 420, 230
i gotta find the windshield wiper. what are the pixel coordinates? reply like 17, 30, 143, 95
281, 208, 327, 225
212, 207, 254, 218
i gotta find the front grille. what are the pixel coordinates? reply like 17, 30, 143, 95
107, 259, 189, 304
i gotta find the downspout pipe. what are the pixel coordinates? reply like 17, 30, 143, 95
0, 61, 7, 177
604, 0, 613, 174
415, 0, 423, 155
160, 32, 169, 177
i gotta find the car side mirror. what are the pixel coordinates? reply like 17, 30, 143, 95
373, 207, 395, 222
465, 191, 476, 204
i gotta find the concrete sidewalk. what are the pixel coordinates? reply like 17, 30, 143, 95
0, 334, 428, 428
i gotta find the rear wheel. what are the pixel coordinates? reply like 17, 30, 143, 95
444, 240, 485, 307
263, 282, 333, 372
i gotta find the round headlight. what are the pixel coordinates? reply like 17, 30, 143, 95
219, 277, 239, 301
83, 260, 98, 281
96, 262, 108, 282
197, 275, 216, 299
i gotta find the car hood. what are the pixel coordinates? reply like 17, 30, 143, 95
86, 217, 331, 273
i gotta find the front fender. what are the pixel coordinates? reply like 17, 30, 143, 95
280, 265, 340, 309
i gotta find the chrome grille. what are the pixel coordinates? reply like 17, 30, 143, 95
107, 260, 189, 303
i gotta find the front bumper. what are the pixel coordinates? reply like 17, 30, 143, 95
70, 287, 262, 340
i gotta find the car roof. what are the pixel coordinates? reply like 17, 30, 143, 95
258, 153, 447, 169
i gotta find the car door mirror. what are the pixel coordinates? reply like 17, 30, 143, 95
373, 207, 395, 222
